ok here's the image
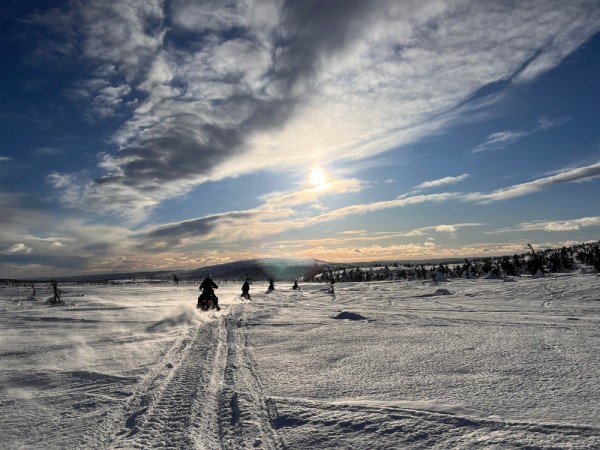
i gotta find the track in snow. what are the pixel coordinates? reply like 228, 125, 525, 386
80, 305, 282, 449
270, 397, 600, 449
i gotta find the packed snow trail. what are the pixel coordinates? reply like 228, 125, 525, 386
80, 304, 283, 449
216, 309, 284, 449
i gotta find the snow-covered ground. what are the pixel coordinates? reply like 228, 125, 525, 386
1, 274, 599, 449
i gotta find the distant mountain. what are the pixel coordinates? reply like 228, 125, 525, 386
170, 258, 329, 282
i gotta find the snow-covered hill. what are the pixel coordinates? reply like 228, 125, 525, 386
171, 257, 329, 282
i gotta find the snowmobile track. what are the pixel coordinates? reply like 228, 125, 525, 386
79, 305, 282, 449
217, 305, 285, 449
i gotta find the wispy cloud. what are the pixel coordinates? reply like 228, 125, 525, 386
471, 116, 570, 154
258, 178, 365, 209
411, 174, 469, 192
34, 147, 64, 156
0, 156, 13, 162
273, 223, 482, 247
260, 240, 535, 262
464, 160, 600, 203
489, 216, 600, 234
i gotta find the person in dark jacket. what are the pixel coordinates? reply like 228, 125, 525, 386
241, 278, 251, 300
266, 279, 275, 293
198, 274, 220, 311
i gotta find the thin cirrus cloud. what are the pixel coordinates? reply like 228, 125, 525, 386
272, 223, 482, 247
471, 116, 571, 154
488, 216, 600, 234
27, 0, 600, 219
464, 160, 600, 204
411, 174, 470, 192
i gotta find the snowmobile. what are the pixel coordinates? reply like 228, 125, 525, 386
197, 292, 220, 311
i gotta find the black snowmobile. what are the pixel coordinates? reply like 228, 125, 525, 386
197, 291, 219, 311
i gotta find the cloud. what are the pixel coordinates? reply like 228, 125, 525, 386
259, 178, 365, 208
0, 156, 13, 162
412, 174, 469, 191
312, 193, 461, 224
435, 225, 457, 233
34, 147, 64, 156
537, 116, 571, 130
26, 1, 600, 218
134, 159, 599, 248
465, 160, 600, 204
269, 240, 535, 262
339, 230, 368, 236
0, 190, 139, 276
36, 158, 600, 272
137, 175, 479, 248
4, 243, 33, 255
471, 130, 529, 154
141, 210, 258, 247
489, 216, 600, 233
272, 223, 481, 248
471, 115, 570, 154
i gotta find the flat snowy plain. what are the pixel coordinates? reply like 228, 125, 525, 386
1, 274, 599, 449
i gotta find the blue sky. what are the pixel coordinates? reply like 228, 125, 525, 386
1, 0, 600, 278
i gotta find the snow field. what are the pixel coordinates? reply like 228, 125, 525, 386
0, 275, 599, 449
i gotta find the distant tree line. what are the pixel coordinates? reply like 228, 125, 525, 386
303, 240, 600, 283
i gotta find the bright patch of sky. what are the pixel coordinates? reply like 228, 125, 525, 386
1, 0, 600, 278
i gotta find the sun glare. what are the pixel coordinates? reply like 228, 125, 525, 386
310, 167, 327, 186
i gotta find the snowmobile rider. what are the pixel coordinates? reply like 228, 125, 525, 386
241, 278, 251, 300
199, 274, 220, 311
292, 280, 299, 290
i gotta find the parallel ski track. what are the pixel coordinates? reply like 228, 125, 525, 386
79, 305, 283, 449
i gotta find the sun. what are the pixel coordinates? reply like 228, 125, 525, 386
310, 167, 327, 186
